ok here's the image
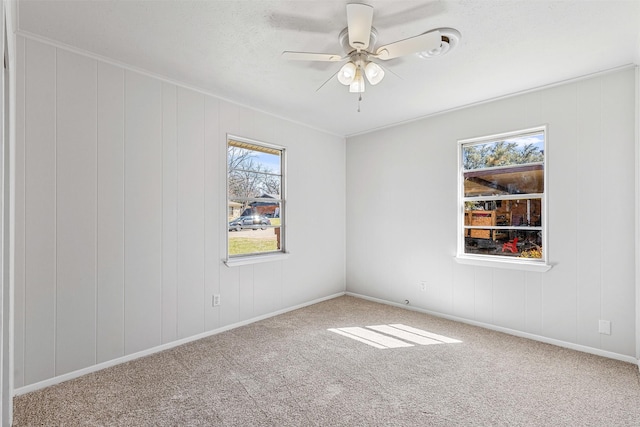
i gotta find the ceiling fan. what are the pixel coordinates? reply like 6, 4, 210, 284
282, 3, 457, 94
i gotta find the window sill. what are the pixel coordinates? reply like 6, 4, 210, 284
454, 255, 552, 272
224, 252, 289, 267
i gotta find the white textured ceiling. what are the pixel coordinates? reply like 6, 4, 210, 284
17, 0, 640, 137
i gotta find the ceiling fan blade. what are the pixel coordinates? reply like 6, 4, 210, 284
346, 3, 373, 50
282, 51, 345, 62
375, 30, 442, 60
315, 68, 341, 92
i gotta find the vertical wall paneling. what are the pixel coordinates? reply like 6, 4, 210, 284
253, 262, 278, 317
176, 87, 205, 338
23, 39, 56, 385
524, 272, 544, 334
636, 66, 640, 362
15, 37, 346, 390
492, 269, 525, 330
204, 96, 220, 331
273, 261, 284, 313
2, 4, 12, 420
161, 83, 177, 344
600, 71, 636, 356
523, 91, 544, 125
452, 264, 475, 319
218, 255, 240, 326
473, 268, 493, 324
217, 101, 240, 327
575, 78, 602, 349
123, 71, 163, 355
1, 7, 4, 419
96, 62, 125, 363
542, 83, 579, 343
13, 35, 25, 388
1, 8, 5, 419
55, 49, 97, 375
238, 265, 254, 321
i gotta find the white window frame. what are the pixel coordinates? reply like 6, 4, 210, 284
455, 126, 551, 272
224, 135, 288, 267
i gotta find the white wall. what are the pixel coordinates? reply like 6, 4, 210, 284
347, 67, 636, 359
13, 36, 346, 389
1, 2, 13, 423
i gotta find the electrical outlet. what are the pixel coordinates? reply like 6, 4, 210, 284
598, 319, 611, 335
213, 294, 221, 307
420, 281, 426, 292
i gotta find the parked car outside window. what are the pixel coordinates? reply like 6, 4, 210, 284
229, 215, 271, 231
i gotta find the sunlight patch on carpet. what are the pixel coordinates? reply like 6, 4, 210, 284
328, 327, 413, 349
328, 324, 462, 349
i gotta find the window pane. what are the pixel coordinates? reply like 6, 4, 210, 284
464, 229, 543, 259
228, 149, 281, 199
228, 206, 281, 256
464, 164, 543, 197
229, 199, 281, 221
462, 132, 544, 170
229, 172, 281, 199
464, 199, 542, 227
228, 227, 280, 256
228, 146, 281, 175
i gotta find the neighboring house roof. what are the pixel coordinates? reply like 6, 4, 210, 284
250, 194, 280, 207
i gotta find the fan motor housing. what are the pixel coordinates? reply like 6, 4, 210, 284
339, 27, 378, 54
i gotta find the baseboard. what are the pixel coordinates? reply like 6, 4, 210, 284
14, 291, 346, 396
346, 292, 638, 365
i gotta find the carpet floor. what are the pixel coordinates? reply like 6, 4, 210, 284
13, 295, 640, 426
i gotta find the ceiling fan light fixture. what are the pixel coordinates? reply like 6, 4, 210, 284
282, 5, 459, 99
338, 61, 357, 85
364, 61, 385, 85
349, 69, 366, 93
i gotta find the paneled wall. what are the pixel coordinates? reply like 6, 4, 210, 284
346, 67, 636, 359
14, 37, 346, 388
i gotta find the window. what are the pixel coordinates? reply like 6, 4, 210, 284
227, 136, 285, 261
458, 127, 547, 266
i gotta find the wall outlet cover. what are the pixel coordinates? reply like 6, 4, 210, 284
598, 319, 611, 335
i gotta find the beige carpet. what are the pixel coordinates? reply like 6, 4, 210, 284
13, 296, 640, 426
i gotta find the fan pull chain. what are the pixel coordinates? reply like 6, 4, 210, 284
357, 94, 362, 112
